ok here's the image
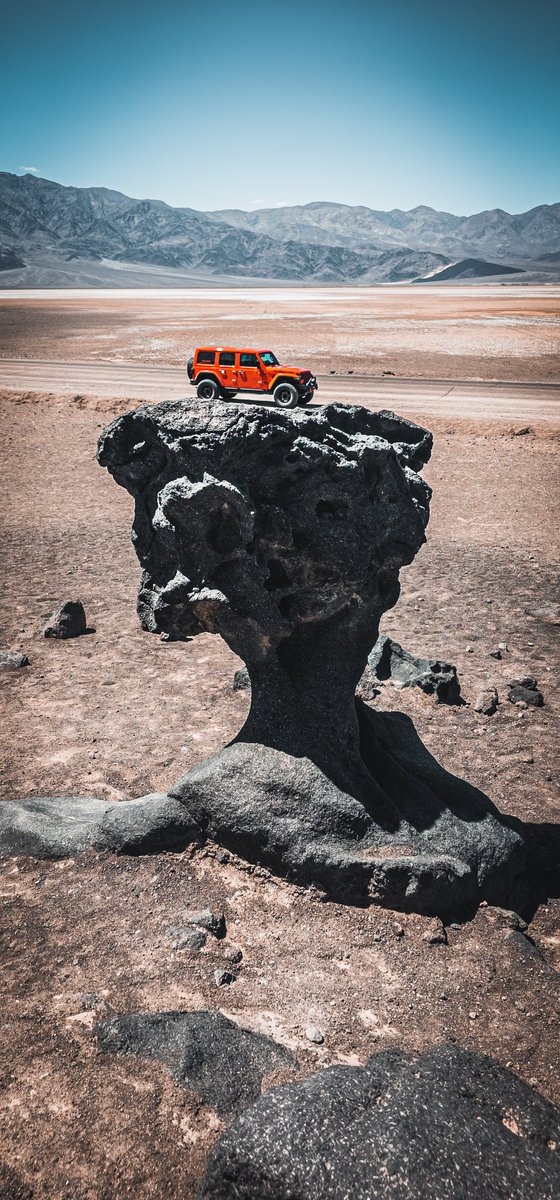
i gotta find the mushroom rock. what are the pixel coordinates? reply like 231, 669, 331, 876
97, 398, 525, 913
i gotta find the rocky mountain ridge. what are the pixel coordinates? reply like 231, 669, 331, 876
1, 172, 558, 285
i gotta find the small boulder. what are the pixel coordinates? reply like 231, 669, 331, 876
43, 600, 90, 639
363, 636, 462, 704
184, 908, 226, 939
305, 1026, 324, 1045
165, 925, 206, 951
215, 969, 235, 987
508, 678, 544, 707
474, 687, 499, 716
0, 650, 29, 670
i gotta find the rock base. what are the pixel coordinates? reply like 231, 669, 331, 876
170, 702, 525, 915
0, 704, 526, 916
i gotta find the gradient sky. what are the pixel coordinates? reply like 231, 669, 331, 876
2, 0, 559, 215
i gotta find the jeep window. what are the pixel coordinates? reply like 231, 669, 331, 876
259, 351, 278, 366
197, 350, 216, 364
219, 351, 235, 366
240, 353, 260, 367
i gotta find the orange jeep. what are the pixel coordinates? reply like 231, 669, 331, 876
186, 347, 318, 409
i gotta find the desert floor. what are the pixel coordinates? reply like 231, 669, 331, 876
1, 283, 560, 380
0, 287, 559, 1199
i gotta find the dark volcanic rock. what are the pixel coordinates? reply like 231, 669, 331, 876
43, 600, 90, 639
363, 635, 462, 703
93, 398, 525, 913
0, 793, 200, 859
200, 1044, 560, 1199
0, 650, 29, 669
508, 677, 544, 707
94, 1010, 293, 1116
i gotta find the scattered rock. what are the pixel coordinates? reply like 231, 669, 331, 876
165, 925, 206, 951
508, 678, 544, 707
392, 921, 405, 939
490, 648, 502, 660
232, 667, 251, 691
305, 1026, 324, 1045
0, 650, 29, 669
200, 1045, 560, 1199
184, 908, 226, 939
226, 947, 243, 964
382, 369, 395, 376
422, 917, 447, 945
474, 687, 499, 715
513, 426, 531, 436
214, 969, 235, 987
43, 600, 91, 639
362, 635, 462, 704
95, 1010, 293, 1116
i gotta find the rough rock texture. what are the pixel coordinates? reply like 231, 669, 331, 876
94, 398, 525, 913
508, 677, 544, 707
0, 793, 200, 858
94, 1010, 294, 1116
362, 634, 462, 703
200, 1044, 560, 1199
0, 650, 29, 669
43, 599, 89, 639
474, 687, 499, 715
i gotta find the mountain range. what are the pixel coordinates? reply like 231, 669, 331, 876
1, 172, 559, 286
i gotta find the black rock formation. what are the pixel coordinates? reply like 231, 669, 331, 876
43, 600, 90, 639
360, 634, 462, 703
200, 1044, 560, 1200
94, 398, 524, 913
94, 1010, 294, 1116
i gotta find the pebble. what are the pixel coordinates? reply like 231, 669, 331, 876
306, 1026, 324, 1044
392, 921, 405, 939
214, 969, 235, 987
165, 926, 206, 951
184, 908, 226, 939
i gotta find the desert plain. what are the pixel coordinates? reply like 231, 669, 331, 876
0, 284, 559, 1199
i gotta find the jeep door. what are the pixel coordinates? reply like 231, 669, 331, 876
238, 352, 266, 392
218, 350, 237, 389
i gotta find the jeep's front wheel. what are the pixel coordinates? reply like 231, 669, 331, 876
273, 382, 298, 410
196, 377, 220, 400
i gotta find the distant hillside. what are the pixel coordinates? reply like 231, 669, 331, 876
0, 172, 558, 286
417, 258, 525, 282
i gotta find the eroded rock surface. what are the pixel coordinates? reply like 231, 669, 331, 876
200, 1044, 560, 1199
95, 398, 525, 912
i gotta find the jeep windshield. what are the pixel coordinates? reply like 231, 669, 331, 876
259, 351, 279, 366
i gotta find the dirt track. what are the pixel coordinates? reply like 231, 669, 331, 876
2, 357, 560, 424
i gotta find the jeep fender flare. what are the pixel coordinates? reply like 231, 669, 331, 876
268, 374, 300, 394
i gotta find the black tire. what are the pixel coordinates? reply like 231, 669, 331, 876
196, 377, 220, 400
273, 382, 299, 410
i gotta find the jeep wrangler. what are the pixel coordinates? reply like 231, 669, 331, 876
186, 347, 318, 409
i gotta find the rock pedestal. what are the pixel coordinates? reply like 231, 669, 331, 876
95, 398, 525, 913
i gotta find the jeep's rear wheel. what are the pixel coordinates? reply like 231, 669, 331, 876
196, 377, 220, 400
273, 382, 298, 410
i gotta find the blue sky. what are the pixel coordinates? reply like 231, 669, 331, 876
2, 0, 559, 214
